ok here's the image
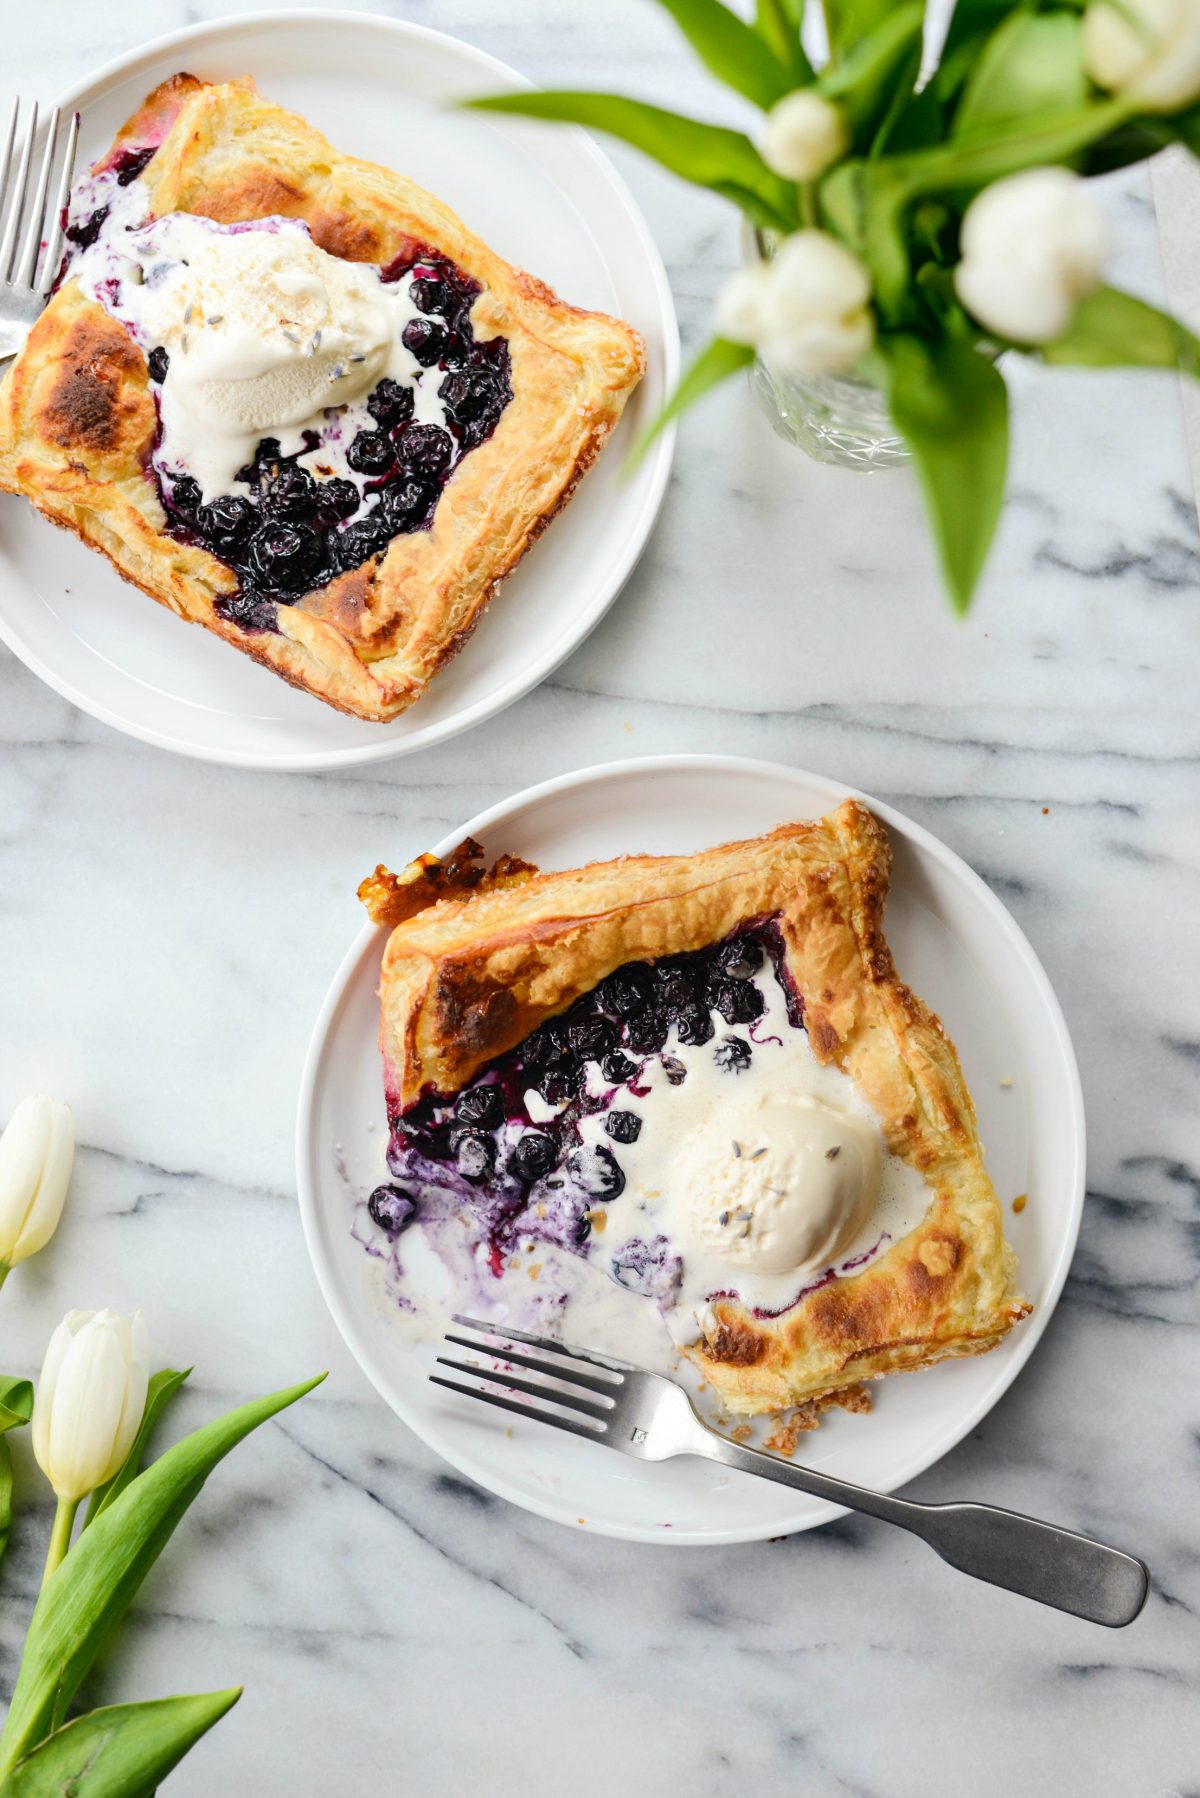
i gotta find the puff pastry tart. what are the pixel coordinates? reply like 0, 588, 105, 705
361, 802, 1031, 1419
0, 77, 645, 721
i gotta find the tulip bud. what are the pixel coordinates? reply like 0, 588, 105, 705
761, 90, 849, 182
714, 262, 774, 344
955, 168, 1111, 344
763, 231, 875, 376
0, 1095, 74, 1273
1083, 0, 1200, 112
33, 1309, 149, 1504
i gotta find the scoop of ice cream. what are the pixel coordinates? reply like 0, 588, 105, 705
678, 1090, 881, 1276
131, 214, 392, 431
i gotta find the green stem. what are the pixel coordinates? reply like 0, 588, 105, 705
42, 1495, 80, 1587
800, 181, 819, 228
0, 1263, 11, 1294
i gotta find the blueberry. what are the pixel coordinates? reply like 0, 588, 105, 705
146, 345, 169, 384
368, 1184, 417, 1234
538, 1068, 577, 1107
316, 477, 361, 524
439, 368, 499, 425
657, 967, 697, 1016
410, 276, 451, 315
600, 1050, 637, 1086
261, 463, 318, 522
660, 1055, 687, 1086
395, 1115, 449, 1162
367, 377, 415, 430
248, 522, 323, 591
510, 1130, 558, 1183
195, 494, 256, 554
605, 1110, 641, 1145
214, 590, 277, 633
346, 429, 395, 476
567, 1143, 625, 1201
675, 1005, 714, 1047
66, 205, 109, 250
455, 1130, 495, 1184
625, 1010, 669, 1055
381, 474, 435, 531
716, 936, 764, 979
168, 474, 202, 517
332, 513, 391, 571
714, 1035, 752, 1073
713, 979, 765, 1025
236, 439, 282, 487
521, 1027, 561, 1074
113, 145, 155, 186
568, 1016, 617, 1062
611, 1235, 682, 1299
394, 423, 453, 476
597, 965, 653, 1019
455, 1084, 504, 1130
402, 316, 447, 367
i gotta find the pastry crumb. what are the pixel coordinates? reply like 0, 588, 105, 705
1012, 1193, 1027, 1214
730, 1423, 752, 1444
999, 1075, 1014, 1089
1042, 806, 1050, 815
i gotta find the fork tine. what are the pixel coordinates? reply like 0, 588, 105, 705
0, 99, 37, 282
451, 1313, 639, 1375
443, 1331, 621, 1397
429, 1373, 606, 1441
435, 1354, 615, 1421
14, 105, 58, 290
0, 99, 18, 246
38, 109, 77, 293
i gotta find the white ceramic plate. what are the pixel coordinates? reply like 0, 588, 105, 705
0, 12, 677, 770
297, 755, 1086, 1545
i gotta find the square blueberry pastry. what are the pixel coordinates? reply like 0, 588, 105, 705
0, 77, 644, 720
358, 804, 1031, 1419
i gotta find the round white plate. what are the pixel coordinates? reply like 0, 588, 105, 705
297, 755, 1085, 1545
0, 11, 677, 770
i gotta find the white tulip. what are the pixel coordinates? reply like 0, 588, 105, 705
760, 230, 875, 376
762, 90, 849, 181
0, 1095, 74, 1274
33, 1309, 149, 1505
714, 262, 774, 344
954, 168, 1111, 343
1083, 0, 1200, 111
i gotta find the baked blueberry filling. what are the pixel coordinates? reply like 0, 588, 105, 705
137, 241, 512, 634
377, 921, 798, 1292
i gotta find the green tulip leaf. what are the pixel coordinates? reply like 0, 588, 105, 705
83, 1368, 191, 1529
954, 11, 1085, 139
819, 4, 924, 138
649, 0, 795, 108
822, 0, 899, 61
883, 333, 1009, 615
754, 0, 813, 83
1040, 285, 1200, 376
0, 1373, 325, 1775
0, 1380, 32, 1574
0, 1689, 241, 1798
0, 1378, 33, 1436
464, 92, 798, 231
629, 335, 755, 466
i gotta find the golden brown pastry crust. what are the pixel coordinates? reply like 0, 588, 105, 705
0, 78, 645, 722
373, 800, 1031, 1415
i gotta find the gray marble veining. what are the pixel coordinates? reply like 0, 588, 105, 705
1, 3, 1198, 1794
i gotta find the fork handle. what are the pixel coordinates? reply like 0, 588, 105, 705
696, 1435, 1148, 1627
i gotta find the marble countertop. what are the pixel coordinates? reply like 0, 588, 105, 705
2, 3, 1198, 1793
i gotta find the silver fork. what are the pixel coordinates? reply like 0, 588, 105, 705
434, 1316, 1149, 1628
0, 99, 80, 363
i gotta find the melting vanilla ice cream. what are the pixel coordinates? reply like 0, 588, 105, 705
67, 197, 447, 500
681, 1089, 881, 1276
